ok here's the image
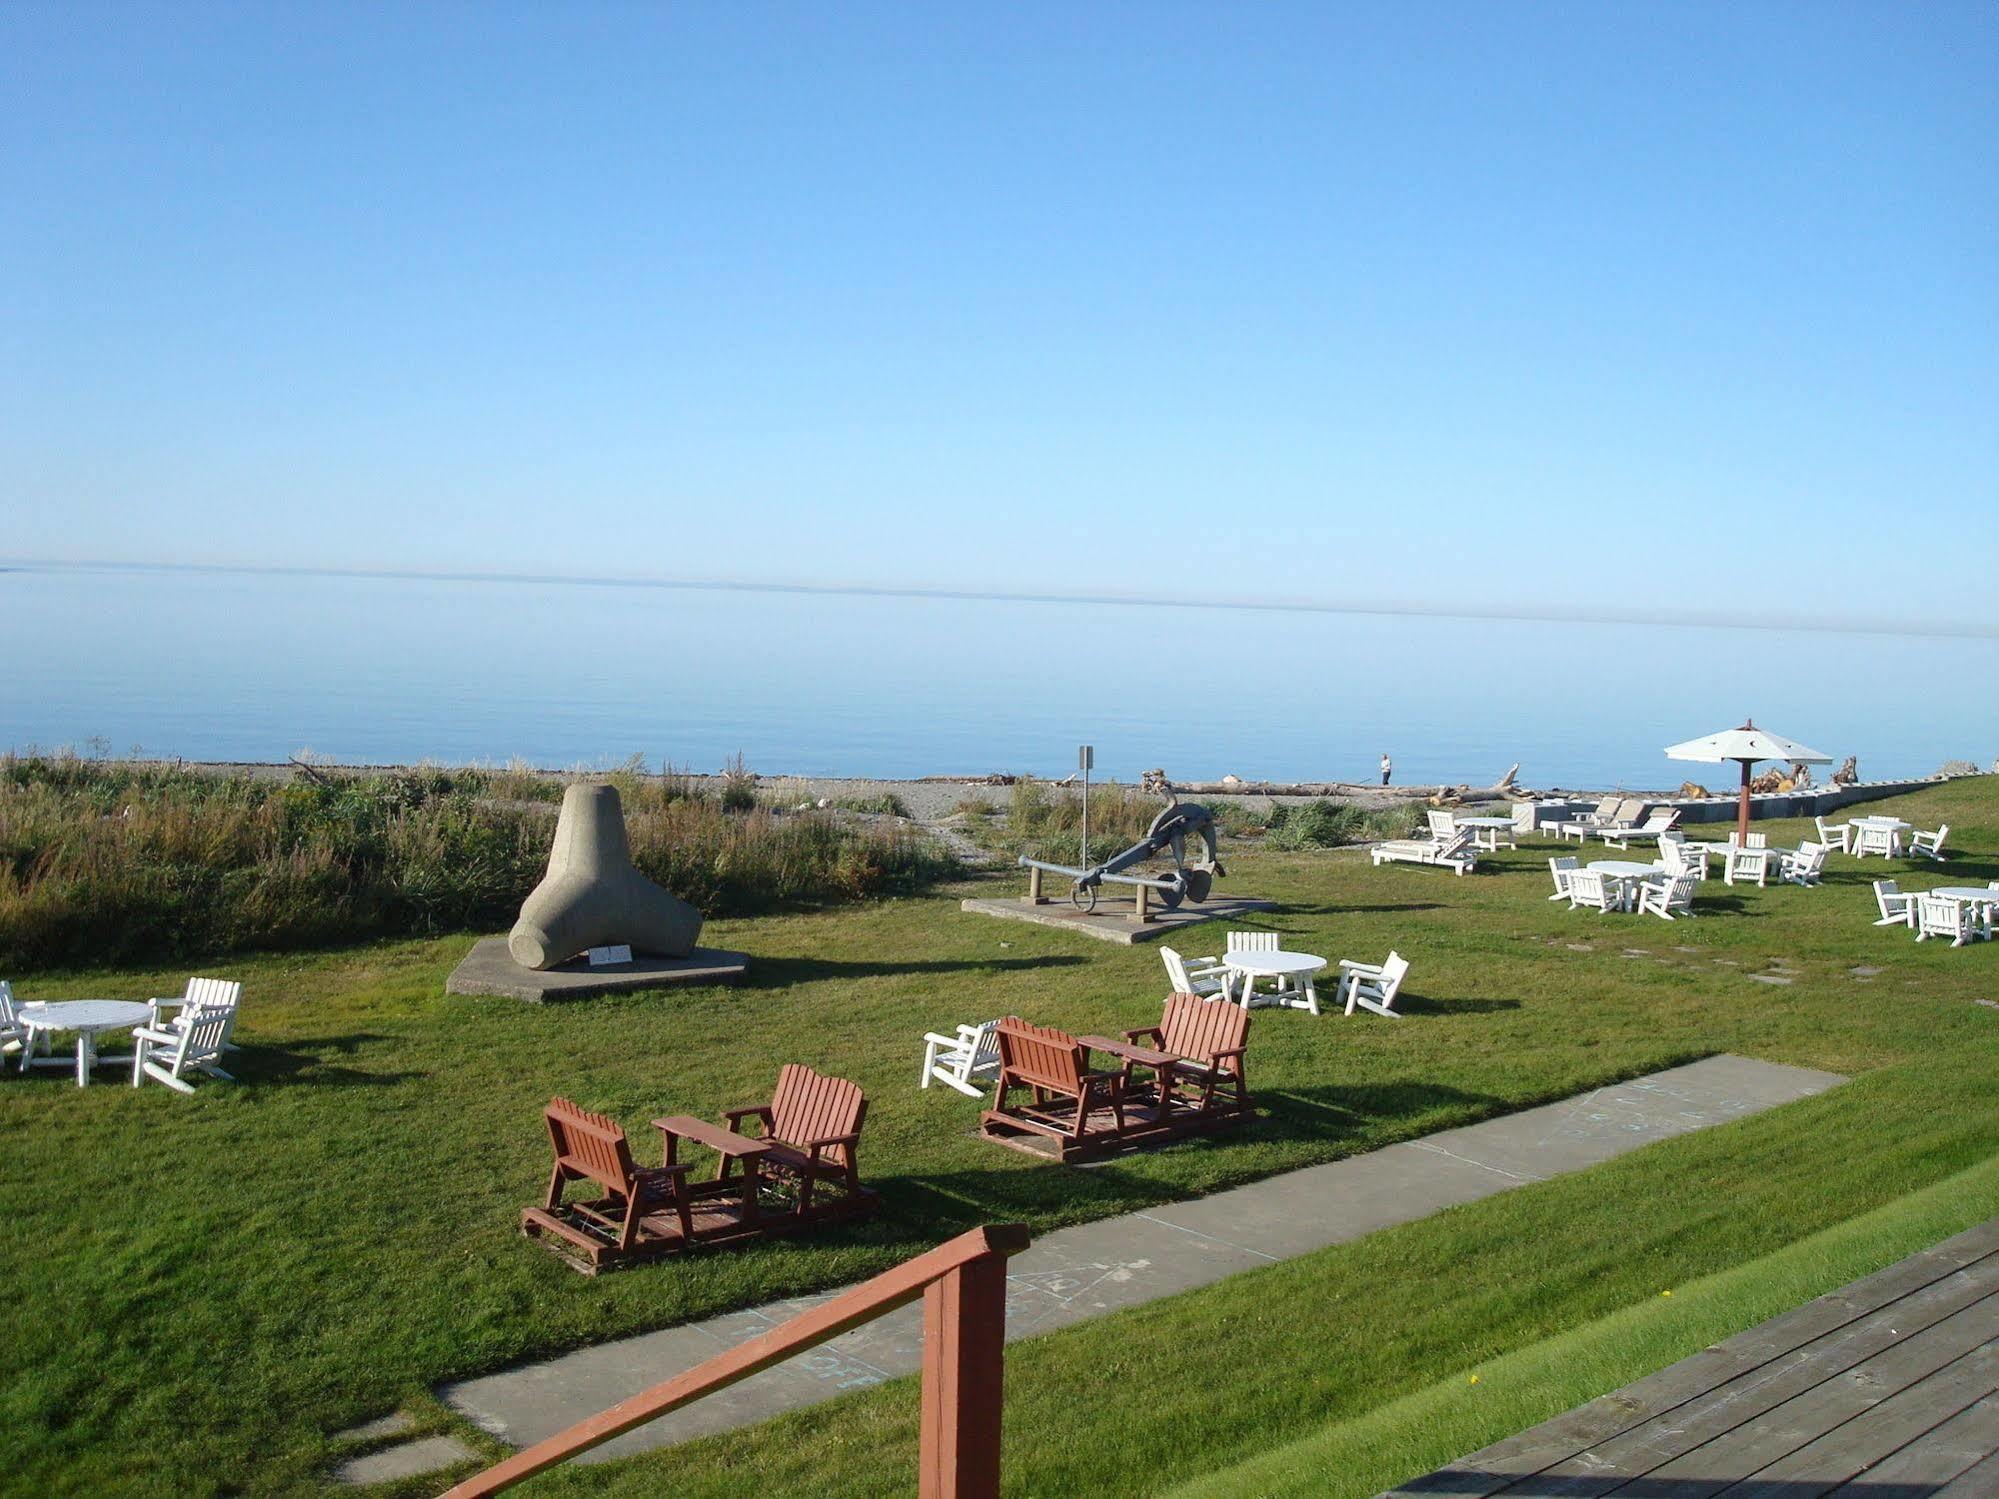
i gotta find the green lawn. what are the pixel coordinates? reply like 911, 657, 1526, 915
2, 778, 1995, 1496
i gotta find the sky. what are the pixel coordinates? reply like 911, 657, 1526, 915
5, 2, 1996, 630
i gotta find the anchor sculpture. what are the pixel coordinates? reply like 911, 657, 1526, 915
509, 783, 703, 970
1019, 780, 1227, 914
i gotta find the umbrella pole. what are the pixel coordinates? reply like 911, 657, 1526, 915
1737, 759, 1752, 844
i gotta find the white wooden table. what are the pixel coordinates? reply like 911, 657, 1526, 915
16, 1000, 153, 1087
1589, 860, 1667, 910
1224, 950, 1327, 1013
1455, 816, 1517, 851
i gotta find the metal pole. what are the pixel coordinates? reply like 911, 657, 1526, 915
1078, 745, 1093, 872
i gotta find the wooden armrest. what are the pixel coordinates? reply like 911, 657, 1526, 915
1123, 1026, 1164, 1045
723, 1103, 774, 1128
799, 1131, 861, 1154
1204, 1045, 1247, 1062
632, 1162, 693, 1184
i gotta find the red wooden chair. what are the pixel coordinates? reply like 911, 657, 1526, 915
983, 1017, 1128, 1154
718, 1064, 874, 1219
1126, 992, 1250, 1119
523, 1097, 694, 1268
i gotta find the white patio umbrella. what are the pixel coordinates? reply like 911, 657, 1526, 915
1664, 720, 1832, 845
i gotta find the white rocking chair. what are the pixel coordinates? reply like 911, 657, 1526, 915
1547, 856, 1579, 902
919, 1020, 1003, 1097
1636, 873, 1698, 920
1565, 870, 1620, 914
1779, 841, 1828, 887
1336, 951, 1409, 1017
1814, 816, 1852, 854
1914, 894, 1977, 948
131, 1006, 238, 1093
1225, 931, 1298, 1007
150, 977, 244, 1052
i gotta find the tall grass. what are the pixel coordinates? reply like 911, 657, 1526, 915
0, 755, 956, 968
1265, 799, 1419, 850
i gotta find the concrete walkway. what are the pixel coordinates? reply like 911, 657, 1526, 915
439, 1054, 1841, 1469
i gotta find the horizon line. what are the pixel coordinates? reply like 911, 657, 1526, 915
5, 556, 1997, 642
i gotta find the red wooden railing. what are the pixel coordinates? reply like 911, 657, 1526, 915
442, 1223, 1031, 1499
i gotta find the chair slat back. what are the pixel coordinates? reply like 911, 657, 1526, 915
1549, 857, 1578, 895
1156, 992, 1249, 1063
1379, 952, 1411, 992
1226, 931, 1279, 953
994, 1017, 1086, 1092
1569, 870, 1609, 906
1591, 796, 1619, 820
1916, 895, 1968, 940
1159, 946, 1195, 991
769, 1063, 867, 1148
178, 1007, 236, 1065
0, 980, 15, 1026
544, 1098, 638, 1195
1425, 810, 1456, 838
186, 977, 243, 1014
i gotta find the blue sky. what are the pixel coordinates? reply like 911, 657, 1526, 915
5, 3, 1995, 628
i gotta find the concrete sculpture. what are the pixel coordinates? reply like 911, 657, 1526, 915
509, 783, 702, 970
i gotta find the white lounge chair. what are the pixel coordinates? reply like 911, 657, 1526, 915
1814, 815, 1852, 854
1907, 824, 1948, 860
1555, 796, 1620, 842
1565, 869, 1620, 914
1548, 856, 1580, 902
1914, 894, 1977, 947
1599, 809, 1681, 850
131, 1005, 237, 1093
0, 981, 26, 1060
1370, 828, 1477, 876
1160, 945, 1234, 1002
919, 1020, 1002, 1097
1636, 872, 1698, 920
1336, 951, 1409, 1018
1780, 841, 1828, 887
1872, 880, 1915, 928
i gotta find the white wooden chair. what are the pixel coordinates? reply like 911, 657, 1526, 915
1336, 951, 1409, 1018
131, 1006, 237, 1093
1160, 945, 1234, 1001
1779, 841, 1828, 887
1370, 828, 1477, 875
1547, 856, 1579, 902
1914, 894, 1977, 947
150, 977, 244, 1051
0, 981, 26, 1061
1662, 837, 1712, 881
1907, 824, 1948, 860
1872, 880, 1915, 927
1566, 869, 1620, 913
1724, 837, 1770, 887
1226, 931, 1300, 1007
1813, 816, 1852, 854
1636, 873, 1698, 920
919, 1020, 1002, 1097
1854, 824, 1897, 858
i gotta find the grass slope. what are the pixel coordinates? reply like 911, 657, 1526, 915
0, 777, 1994, 1495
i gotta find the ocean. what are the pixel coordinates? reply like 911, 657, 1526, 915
4, 563, 1993, 791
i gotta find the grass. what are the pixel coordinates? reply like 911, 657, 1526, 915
0, 775, 1995, 1494
0, 755, 956, 968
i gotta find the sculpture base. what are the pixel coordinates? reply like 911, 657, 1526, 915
446, 937, 751, 1001
958, 894, 1278, 946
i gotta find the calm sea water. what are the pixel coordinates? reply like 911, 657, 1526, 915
4, 565, 1994, 790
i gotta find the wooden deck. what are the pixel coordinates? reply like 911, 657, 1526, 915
1384, 1216, 1999, 1497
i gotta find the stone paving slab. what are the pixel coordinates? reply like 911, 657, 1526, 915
440, 1054, 1843, 1466
331, 1434, 477, 1486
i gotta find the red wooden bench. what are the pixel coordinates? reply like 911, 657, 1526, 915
520, 1097, 695, 1271
979, 1017, 1132, 1161
1125, 991, 1251, 1121
656, 1064, 879, 1235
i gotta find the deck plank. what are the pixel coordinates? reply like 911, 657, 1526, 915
1382, 1219, 1999, 1499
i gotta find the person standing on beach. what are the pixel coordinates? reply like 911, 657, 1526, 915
1380, 752, 1392, 787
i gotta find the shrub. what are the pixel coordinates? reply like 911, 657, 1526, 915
1265, 800, 1419, 850
0, 754, 956, 968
